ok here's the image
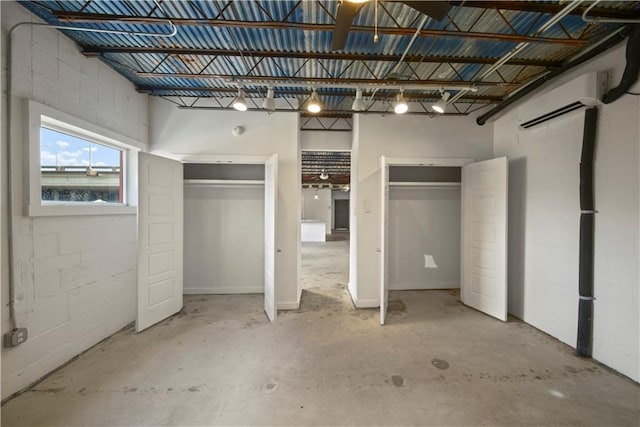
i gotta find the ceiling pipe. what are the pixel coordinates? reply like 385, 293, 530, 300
3, 1, 177, 345
385, 15, 430, 79
602, 24, 640, 104
576, 107, 598, 358
448, 0, 588, 107
476, 26, 631, 125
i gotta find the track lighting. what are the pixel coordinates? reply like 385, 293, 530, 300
352, 88, 365, 111
232, 88, 248, 111
307, 89, 323, 113
393, 91, 408, 114
262, 88, 276, 111
432, 91, 450, 114
319, 169, 329, 180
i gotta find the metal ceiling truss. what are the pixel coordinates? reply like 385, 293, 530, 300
300, 117, 353, 132
27, 0, 640, 117
301, 150, 351, 185
54, 10, 607, 45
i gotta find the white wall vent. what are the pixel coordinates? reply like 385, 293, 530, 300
518, 72, 607, 129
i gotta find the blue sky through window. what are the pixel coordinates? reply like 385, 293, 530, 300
41, 127, 121, 168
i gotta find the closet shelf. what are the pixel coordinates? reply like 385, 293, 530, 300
389, 181, 461, 188
184, 179, 265, 188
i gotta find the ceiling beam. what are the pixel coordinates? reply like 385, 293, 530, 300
52, 11, 586, 45
82, 46, 561, 68
448, 1, 640, 20
177, 106, 469, 117
137, 86, 502, 102
135, 72, 519, 88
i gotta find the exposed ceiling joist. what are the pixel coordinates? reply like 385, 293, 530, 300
135, 73, 518, 89
53, 12, 587, 45
137, 86, 502, 102
82, 46, 562, 68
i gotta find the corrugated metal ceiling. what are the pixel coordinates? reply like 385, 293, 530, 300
18, 0, 640, 116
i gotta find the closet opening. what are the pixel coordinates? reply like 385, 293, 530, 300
183, 163, 266, 296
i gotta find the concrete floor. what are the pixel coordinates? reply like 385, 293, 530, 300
2, 238, 639, 426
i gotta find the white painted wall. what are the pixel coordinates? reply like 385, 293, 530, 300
184, 186, 264, 294
302, 188, 331, 227
300, 131, 352, 151
350, 114, 493, 306
389, 187, 461, 290
493, 42, 640, 382
150, 99, 301, 308
1, 1, 148, 398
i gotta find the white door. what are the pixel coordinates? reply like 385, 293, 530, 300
380, 156, 390, 325
137, 153, 184, 332
264, 154, 278, 321
461, 156, 508, 321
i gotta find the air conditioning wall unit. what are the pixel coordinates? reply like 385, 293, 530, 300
518, 71, 608, 129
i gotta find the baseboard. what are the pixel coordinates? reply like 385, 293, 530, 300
347, 282, 378, 308
347, 281, 357, 303
353, 298, 378, 308
183, 287, 263, 295
277, 301, 300, 310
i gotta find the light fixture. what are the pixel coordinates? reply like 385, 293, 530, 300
319, 169, 329, 180
432, 91, 450, 114
352, 88, 365, 111
346, 0, 369, 3
262, 88, 275, 111
393, 90, 408, 114
232, 88, 248, 111
307, 89, 323, 113
314, 189, 319, 200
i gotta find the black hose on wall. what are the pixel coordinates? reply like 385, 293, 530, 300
576, 107, 598, 357
602, 24, 640, 104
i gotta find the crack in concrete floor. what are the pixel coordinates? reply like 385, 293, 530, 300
2, 240, 639, 426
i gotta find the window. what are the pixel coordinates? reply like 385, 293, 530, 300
40, 127, 124, 204
28, 101, 142, 216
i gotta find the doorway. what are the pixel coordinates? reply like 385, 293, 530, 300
334, 199, 349, 230
379, 156, 508, 325
136, 153, 279, 332
299, 150, 351, 308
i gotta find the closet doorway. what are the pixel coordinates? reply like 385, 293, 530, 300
379, 156, 508, 325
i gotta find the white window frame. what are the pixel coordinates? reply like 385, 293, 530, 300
27, 100, 142, 216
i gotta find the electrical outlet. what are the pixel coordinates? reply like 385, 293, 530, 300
4, 328, 28, 348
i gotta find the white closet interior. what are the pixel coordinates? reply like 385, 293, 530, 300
183, 163, 266, 294
388, 166, 462, 290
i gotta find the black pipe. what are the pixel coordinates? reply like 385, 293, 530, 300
602, 24, 640, 104
576, 107, 598, 357
476, 27, 632, 126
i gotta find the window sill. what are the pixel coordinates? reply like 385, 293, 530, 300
28, 202, 137, 217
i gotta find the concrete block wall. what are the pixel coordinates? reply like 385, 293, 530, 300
1, 1, 149, 399
493, 43, 639, 382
